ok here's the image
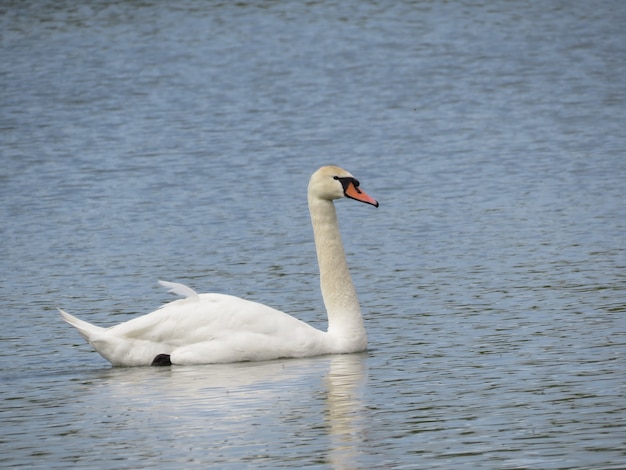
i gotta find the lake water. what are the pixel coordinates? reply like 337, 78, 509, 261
1, 0, 625, 468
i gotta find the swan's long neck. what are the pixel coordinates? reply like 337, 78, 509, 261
309, 195, 367, 351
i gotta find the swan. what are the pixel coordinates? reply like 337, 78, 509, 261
60, 165, 378, 366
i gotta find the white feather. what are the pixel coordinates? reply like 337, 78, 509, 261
158, 280, 199, 300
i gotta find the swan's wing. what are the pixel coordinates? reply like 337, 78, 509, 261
105, 293, 318, 346
90, 293, 326, 365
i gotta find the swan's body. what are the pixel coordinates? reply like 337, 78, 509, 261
60, 166, 378, 366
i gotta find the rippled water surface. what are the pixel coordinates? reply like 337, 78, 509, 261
2, 1, 625, 468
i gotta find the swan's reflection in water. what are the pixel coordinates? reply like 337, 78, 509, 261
324, 354, 368, 470
81, 353, 368, 468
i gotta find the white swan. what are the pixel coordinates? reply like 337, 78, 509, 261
60, 166, 378, 366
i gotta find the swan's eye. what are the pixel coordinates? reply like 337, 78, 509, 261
333, 176, 340, 180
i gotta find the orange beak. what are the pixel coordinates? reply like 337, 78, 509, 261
344, 181, 379, 207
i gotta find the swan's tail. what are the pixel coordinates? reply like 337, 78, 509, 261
59, 309, 105, 342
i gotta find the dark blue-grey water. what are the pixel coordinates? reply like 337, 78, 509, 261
1, 1, 625, 468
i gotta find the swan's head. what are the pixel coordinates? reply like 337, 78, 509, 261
308, 166, 379, 207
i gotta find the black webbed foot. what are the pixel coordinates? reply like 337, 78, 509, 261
151, 354, 172, 366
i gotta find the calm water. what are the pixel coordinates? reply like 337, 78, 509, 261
2, 0, 626, 468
